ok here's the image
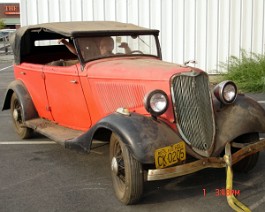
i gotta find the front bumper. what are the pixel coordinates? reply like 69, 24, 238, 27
147, 138, 265, 181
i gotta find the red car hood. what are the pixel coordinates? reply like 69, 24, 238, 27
82, 57, 204, 120
84, 57, 200, 80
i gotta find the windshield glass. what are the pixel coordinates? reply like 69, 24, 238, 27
75, 35, 158, 62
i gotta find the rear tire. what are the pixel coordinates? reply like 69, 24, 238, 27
233, 133, 259, 173
109, 133, 143, 205
10, 93, 33, 139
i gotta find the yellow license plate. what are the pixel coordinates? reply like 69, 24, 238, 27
155, 141, 186, 169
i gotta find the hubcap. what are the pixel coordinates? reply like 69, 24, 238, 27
111, 157, 119, 176
13, 109, 19, 121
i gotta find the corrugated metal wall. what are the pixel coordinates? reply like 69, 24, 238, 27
20, 0, 265, 73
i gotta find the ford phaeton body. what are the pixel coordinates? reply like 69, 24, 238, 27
2, 21, 265, 209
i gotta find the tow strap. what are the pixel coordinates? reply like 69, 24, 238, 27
224, 143, 251, 212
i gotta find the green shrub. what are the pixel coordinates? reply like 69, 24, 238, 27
220, 50, 265, 92
0, 19, 5, 29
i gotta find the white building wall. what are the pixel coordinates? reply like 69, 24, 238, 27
20, 0, 265, 73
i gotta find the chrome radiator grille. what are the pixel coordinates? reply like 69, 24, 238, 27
171, 73, 215, 154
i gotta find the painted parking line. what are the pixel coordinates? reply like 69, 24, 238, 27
0, 140, 106, 145
0, 65, 13, 72
0, 141, 56, 145
0, 140, 106, 155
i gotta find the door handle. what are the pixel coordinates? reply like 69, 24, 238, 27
70, 80, 77, 84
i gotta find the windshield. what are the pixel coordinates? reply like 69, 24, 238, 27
75, 35, 159, 62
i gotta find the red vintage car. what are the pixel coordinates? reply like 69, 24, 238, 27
2, 21, 265, 210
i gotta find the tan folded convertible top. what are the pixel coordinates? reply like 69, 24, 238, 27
11, 21, 159, 64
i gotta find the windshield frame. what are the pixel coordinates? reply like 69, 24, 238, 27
73, 33, 162, 68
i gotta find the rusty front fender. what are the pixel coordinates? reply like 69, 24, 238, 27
66, 112, 202, 163
212, 94, 265, 156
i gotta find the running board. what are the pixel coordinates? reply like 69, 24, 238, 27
25, 118, 84, 145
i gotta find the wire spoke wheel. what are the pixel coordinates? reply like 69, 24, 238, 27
110, 133, 143, 205
233, 133, 260, 173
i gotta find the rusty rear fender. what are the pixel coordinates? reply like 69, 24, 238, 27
2, 80, 38, 121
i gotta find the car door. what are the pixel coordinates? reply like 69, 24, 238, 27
14, 63, 53, 120
43, 64, 91, 130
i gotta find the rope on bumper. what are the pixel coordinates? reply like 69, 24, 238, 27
224, 143, 251, 212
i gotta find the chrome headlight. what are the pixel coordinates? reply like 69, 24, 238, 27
214, 80, 237, 104
144, 90, 169, 117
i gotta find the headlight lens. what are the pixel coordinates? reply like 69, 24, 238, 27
223, 84, 236, 102
144, 90, 169, 117
150, 93, 167, 112
214, 80, 237, 104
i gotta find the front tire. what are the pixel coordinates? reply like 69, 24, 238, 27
109, 133, 143, 205
10, 93, 33, 139
233, 133, 260, 173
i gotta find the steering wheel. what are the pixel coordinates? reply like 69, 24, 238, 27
130, 50, 144, 54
